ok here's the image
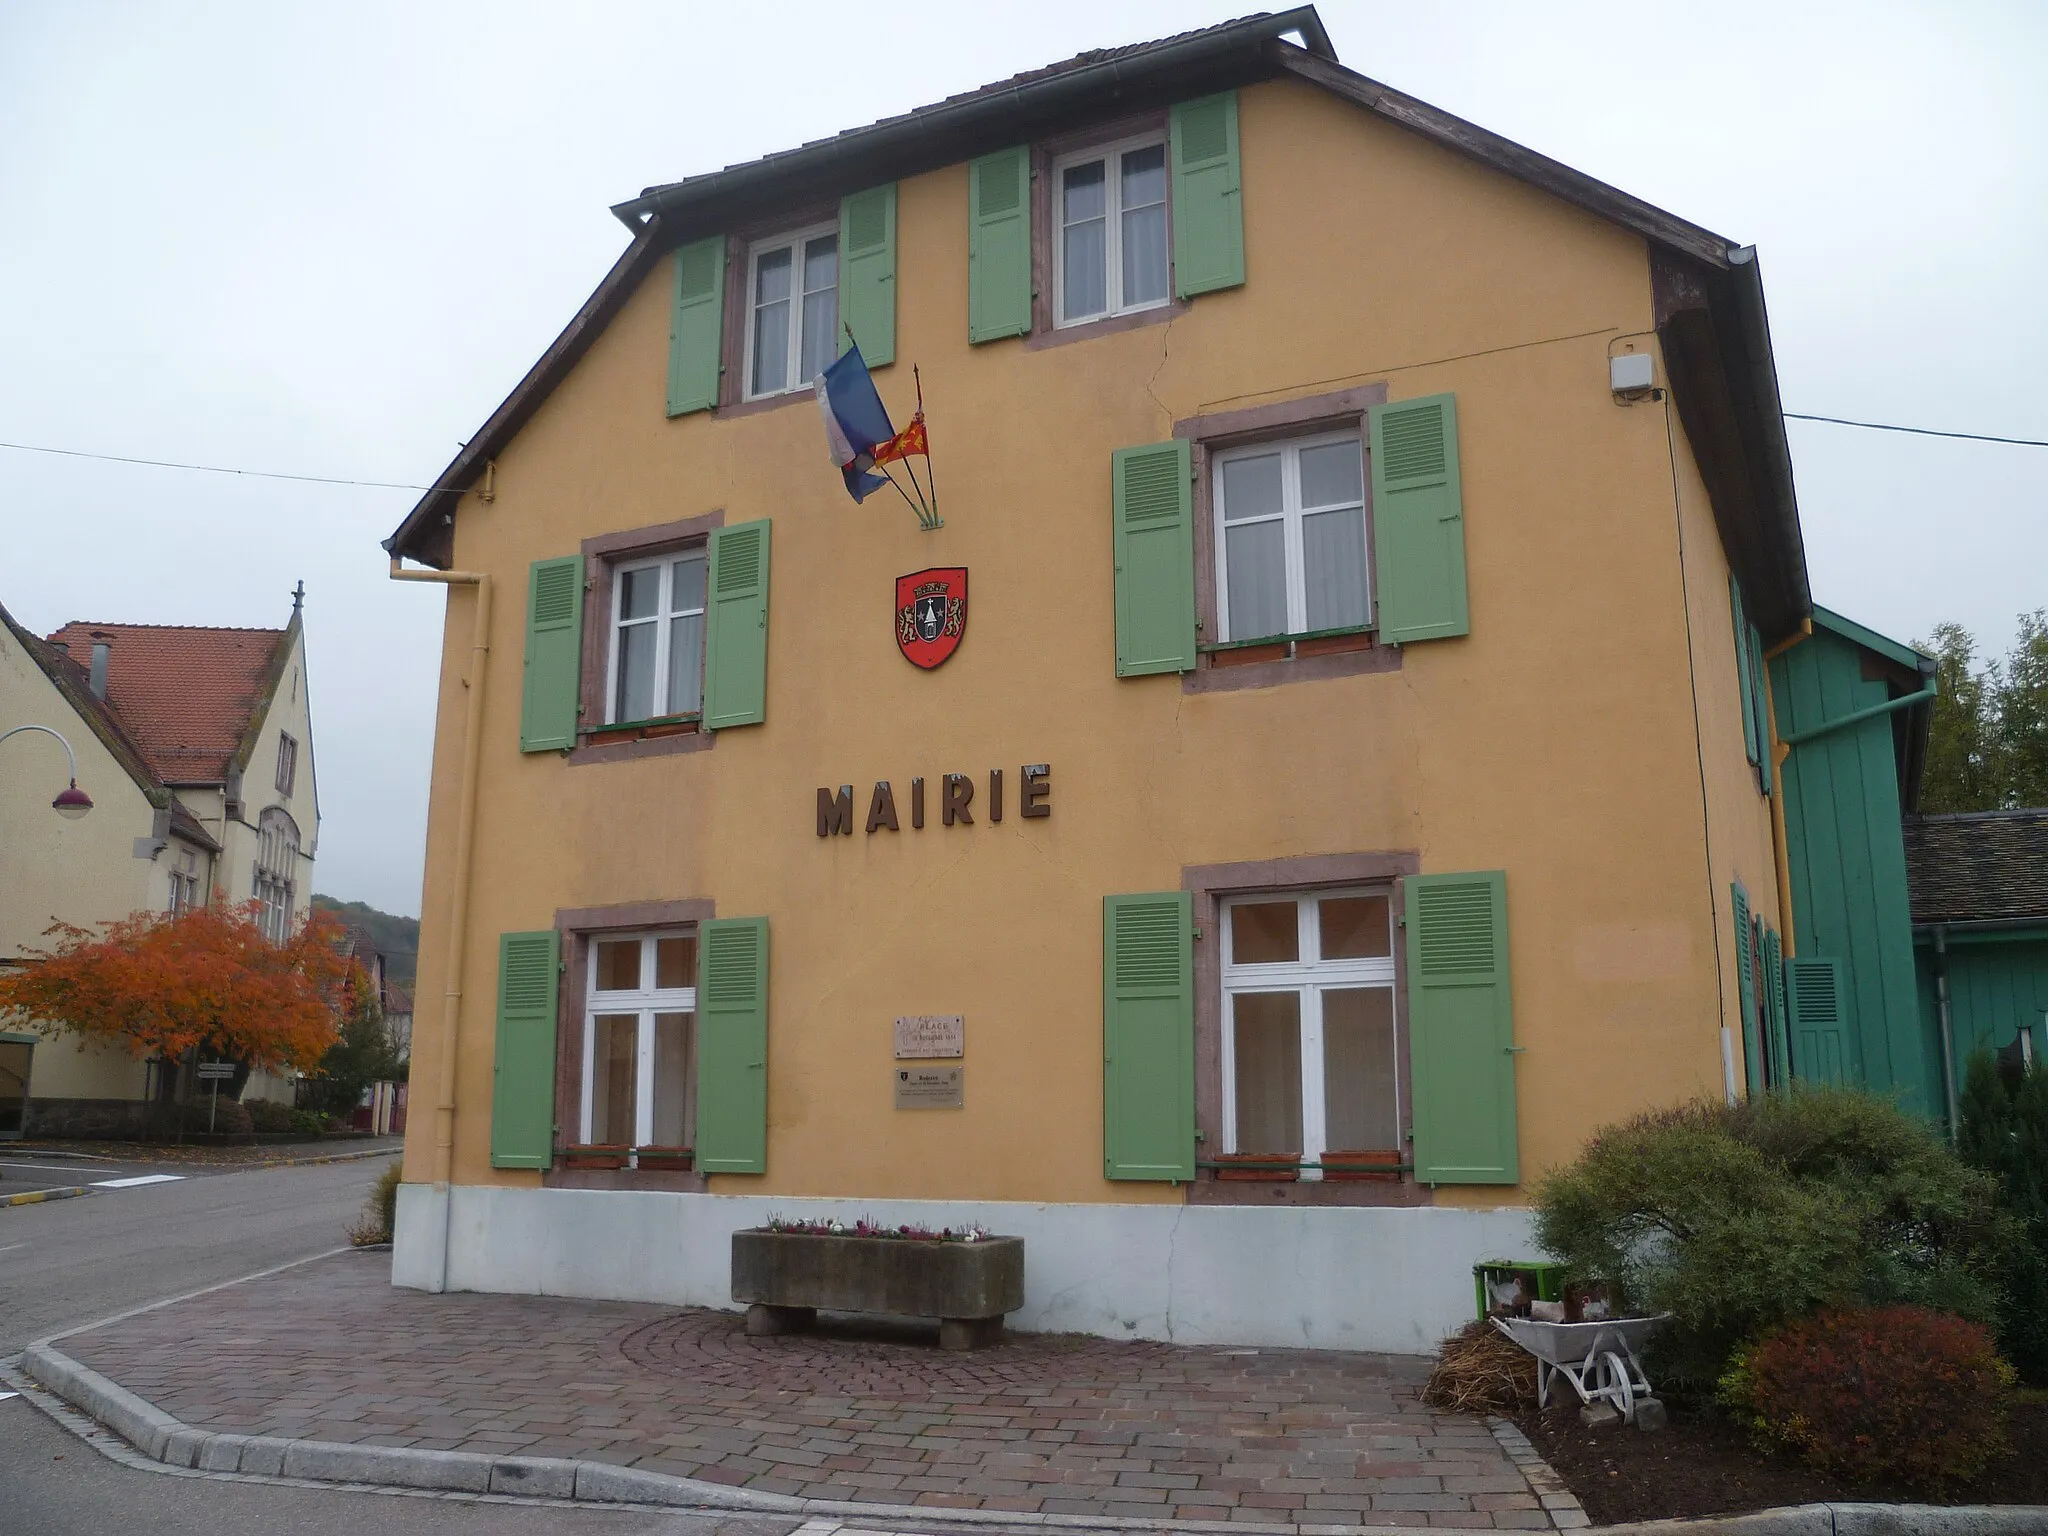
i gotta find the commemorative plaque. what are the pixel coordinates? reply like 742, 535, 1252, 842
894, 1014, 965, 1059
894, 1066, 964, 1109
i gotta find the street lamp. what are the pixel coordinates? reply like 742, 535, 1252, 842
0, 724, 94, 819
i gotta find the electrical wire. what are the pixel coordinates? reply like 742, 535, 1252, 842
0, 439, 456, 492
1783, 414, 2048, 448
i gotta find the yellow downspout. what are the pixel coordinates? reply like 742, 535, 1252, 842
388, 554, 492, 1293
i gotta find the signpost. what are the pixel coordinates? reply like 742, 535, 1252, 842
196, 1061, 235, 1133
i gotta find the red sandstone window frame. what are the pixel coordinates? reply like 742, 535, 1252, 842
1185, 851, 1429, 1209
571, 512, 725, 767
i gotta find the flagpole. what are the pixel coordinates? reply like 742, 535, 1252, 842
914, 365, 938, 526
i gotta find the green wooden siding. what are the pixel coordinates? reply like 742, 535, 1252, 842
967, 148, 1031, 343
1770, 625, 1926, 1111
703, 519, 770, 729
696, 916, 769, 1174
1169, 92, 1245, 299
1369, 395, 1469, 644
491, 930, 559, 1169
519, 555, 583, 753
1916, 934, 2048, 1114
1102, 892, 1194, 1181
1111, 439, 1197, 676
667, 237, 725, 417
1406, 870, 1518, 1184
839, 184, 896, 367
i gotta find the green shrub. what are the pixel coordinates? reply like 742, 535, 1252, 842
1534, 1088, 2013, 1388
1957, 1051, 2048, 1385
289, 1108, 326, 1136
1720, 1305, 2012, 1486
244, 1098, 296, 1134
347, 1161, 402, 1246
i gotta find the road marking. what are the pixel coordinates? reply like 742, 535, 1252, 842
0, 1243, 25, 1254
0, 1391, 15, 1402
1, 1162, 122, 1173
91, 1174, 186, 1189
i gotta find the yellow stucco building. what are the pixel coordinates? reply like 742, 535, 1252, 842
386, 9, 1806, 1349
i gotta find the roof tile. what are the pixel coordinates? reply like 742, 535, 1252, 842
46, 621, 285, 786
1902, 810, 2048, 925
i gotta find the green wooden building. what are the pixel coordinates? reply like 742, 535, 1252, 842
1768, 608, 2048, 1128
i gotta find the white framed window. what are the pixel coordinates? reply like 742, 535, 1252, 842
1213, 430, 1370, 642
167, 850, 201, 915
580, 931, 697, 1153
744, 223, 838, 399
606, 552, 708, 724
1054, 133, 1170, 328
1220, 889, 1399, 1176
275, 732, 297, 796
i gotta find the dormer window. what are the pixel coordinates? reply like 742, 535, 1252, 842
745, 224, 839, 399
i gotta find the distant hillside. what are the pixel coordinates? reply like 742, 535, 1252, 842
312, 895, 419, 989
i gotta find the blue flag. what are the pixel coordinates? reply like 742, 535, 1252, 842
815, 344, 896, 502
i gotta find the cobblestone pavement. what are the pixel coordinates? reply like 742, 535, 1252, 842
61, 1250, 1552, 1529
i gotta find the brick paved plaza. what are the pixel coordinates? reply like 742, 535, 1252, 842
63, 1250, 1555, 1528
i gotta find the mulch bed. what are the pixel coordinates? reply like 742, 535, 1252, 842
1516, 1397, 2048, 1524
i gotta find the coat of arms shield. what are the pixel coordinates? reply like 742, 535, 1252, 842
895, 567, 968, 670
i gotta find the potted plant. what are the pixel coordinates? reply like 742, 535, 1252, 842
559, 1143, 629, 1170
1321, 1149, 1403, 1182
1213, 1152, 1299, 1181
634, 1144, 693, 1171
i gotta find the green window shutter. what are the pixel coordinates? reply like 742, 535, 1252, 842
839, 184, 896, 367
968, 147, 1031, 344
519, 555, 583, 753
1785, 956, 1848, 1086
1748, 618, 1772, 792
1406, 871, 1518, 1184
1170, 92, 1245, 299
1763, 927, 1790, 1088
1733, 882, 1762, 1096
1730, 577, 1761, 769
491, 930, 559, 1169
1369, 395, 1469, 644
1111, 439, 1196, 676
703, 519, 770, 729
1102, 892, 1194, 1181
696, 916, 768, 1174
667, 236, 725, 417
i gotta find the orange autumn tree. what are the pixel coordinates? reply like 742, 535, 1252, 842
0, 900, 354, 1074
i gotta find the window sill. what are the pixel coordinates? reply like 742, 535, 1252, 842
567, 715, 714, 767
1188, 1167, 1433, 1207
1025, 297, 1188, 352
1183, 628, 1401, 695
716, 386, 821, 421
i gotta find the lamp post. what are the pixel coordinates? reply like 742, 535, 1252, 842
0, 724, 94, 819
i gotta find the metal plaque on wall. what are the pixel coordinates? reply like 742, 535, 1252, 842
894, 1066, 964, 1109
894, 1014, 964, 1059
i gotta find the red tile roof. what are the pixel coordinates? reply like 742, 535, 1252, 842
46, 621, 286, 786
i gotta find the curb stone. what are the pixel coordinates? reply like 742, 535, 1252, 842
1488, 1417, 1592, 1530
3, 1186, 91, 1208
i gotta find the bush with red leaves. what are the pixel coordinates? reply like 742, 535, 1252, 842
1722, 1305, 2015, 1487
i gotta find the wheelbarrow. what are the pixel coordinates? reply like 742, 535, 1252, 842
1490, 1314, 1669, 1424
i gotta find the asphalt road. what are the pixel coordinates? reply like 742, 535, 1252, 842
0, 1149, 222, 1199
0, 1154, 391, 1355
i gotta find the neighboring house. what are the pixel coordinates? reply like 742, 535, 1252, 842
0, 590, 318, 1137
381, 982, 414, 1062
1905, 809, 2048, 1109
340, 924, 413, 1060
384, 9, 1827, 1347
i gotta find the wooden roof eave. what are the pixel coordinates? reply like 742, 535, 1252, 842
385, 220, 668, 569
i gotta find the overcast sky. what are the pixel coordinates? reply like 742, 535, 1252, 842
3, 2, 2042, 916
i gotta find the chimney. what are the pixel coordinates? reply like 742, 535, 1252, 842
89, 637, 111, 700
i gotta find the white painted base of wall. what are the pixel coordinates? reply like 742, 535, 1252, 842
393, 1184, 1535, 1355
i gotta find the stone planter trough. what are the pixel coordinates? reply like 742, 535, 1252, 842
731, 1229, 1025, 1350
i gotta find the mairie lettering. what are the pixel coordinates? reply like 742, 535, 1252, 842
817, 765, 1050, 837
